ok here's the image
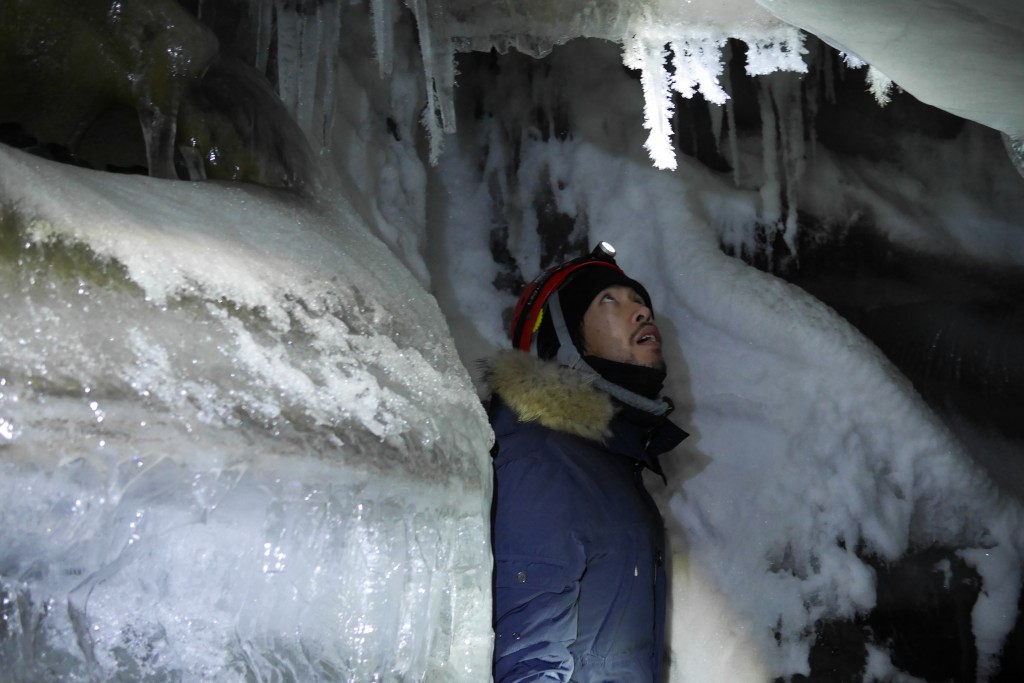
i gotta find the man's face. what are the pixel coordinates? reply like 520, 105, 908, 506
581, 285, 664, 369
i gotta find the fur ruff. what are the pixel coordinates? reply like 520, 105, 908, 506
485, 350, 614, 442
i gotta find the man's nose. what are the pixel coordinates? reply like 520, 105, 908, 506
632, 305, 652, 323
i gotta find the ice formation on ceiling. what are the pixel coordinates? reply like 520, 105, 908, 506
195, 0, 806, 170
10, 0, 1020, 177
368, 0, 1024, 172
396, 0, 808, 168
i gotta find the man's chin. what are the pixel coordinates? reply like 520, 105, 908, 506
631, 355, 665, 371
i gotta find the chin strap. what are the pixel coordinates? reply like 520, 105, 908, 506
548, 290, 585, 370
593, 377, 674, 417
547, 291, 673, 418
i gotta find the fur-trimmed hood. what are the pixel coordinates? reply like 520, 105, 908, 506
484, 350, 689, 459
483, 349, 615, 442
481, 350, 610, 440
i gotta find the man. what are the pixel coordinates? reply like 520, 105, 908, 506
487, 242, 688, 682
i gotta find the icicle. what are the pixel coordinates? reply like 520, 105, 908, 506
822, 46, 836, 105
137, 107, 179, 180
804, 46, 820, 164
618, 32, 744, 175
670, 38, 729, 105
754, 74, 809, 269
670, 40, 698, 99
721, 42, 741, 188
758, 81, 781, 231
269, 0, 343, 151
370, 0, 394, 78
708, 99, 724, 155
623, 35, 677, 171
123, 2, 217, 180
275, 2, 302, 116
176, 144, 207, 181
867, 65, 894, 106
297, 2, 326, 143
776, 77, 804, 262
839, 51, 867, 69
434, 37, 457, 135
253, 0, 275, 78
315, 0, 343, 150
1002, 133, 1024, 181
296, 6, 317, 141
407, 0, 456, 164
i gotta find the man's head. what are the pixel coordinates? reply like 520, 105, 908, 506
511, 243, 664, 370
580, 284, 663, 369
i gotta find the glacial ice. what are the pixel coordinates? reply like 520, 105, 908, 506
0, 145, 493, 681
756, 0, 1024, 139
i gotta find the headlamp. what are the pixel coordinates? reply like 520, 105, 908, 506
593, 241, 616, 259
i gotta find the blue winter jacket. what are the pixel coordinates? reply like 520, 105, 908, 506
487, 351, 687, 682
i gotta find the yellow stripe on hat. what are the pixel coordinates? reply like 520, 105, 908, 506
532, 308, 544, 333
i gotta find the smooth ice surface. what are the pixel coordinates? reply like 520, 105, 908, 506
757, 0, 1024, 139
0, 145, 493, 681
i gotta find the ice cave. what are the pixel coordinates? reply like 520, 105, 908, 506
1, 0, 1023, 681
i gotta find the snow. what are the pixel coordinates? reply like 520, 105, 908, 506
3, 0, 1024, 681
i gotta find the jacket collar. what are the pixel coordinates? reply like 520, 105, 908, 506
485, 350, 687, 461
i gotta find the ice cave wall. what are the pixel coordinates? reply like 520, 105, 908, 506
0, 1, 499, 680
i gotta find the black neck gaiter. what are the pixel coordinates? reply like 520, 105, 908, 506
583, 355, 667, 400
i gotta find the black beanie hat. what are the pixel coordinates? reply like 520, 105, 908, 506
534, 265, 652, 360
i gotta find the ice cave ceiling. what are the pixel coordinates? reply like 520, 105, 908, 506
2, 0, 1024, 181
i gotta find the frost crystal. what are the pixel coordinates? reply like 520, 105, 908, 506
624, 35, 678, 171
408, 0, 457, 164
867, 65, 895, 106
741, 28, 809, 76
671, 37, 729, 105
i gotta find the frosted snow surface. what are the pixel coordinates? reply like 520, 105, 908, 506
462, 144, 1024, 680
0, 146, 493, 681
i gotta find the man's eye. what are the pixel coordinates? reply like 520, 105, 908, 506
602, 294, 615, 302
